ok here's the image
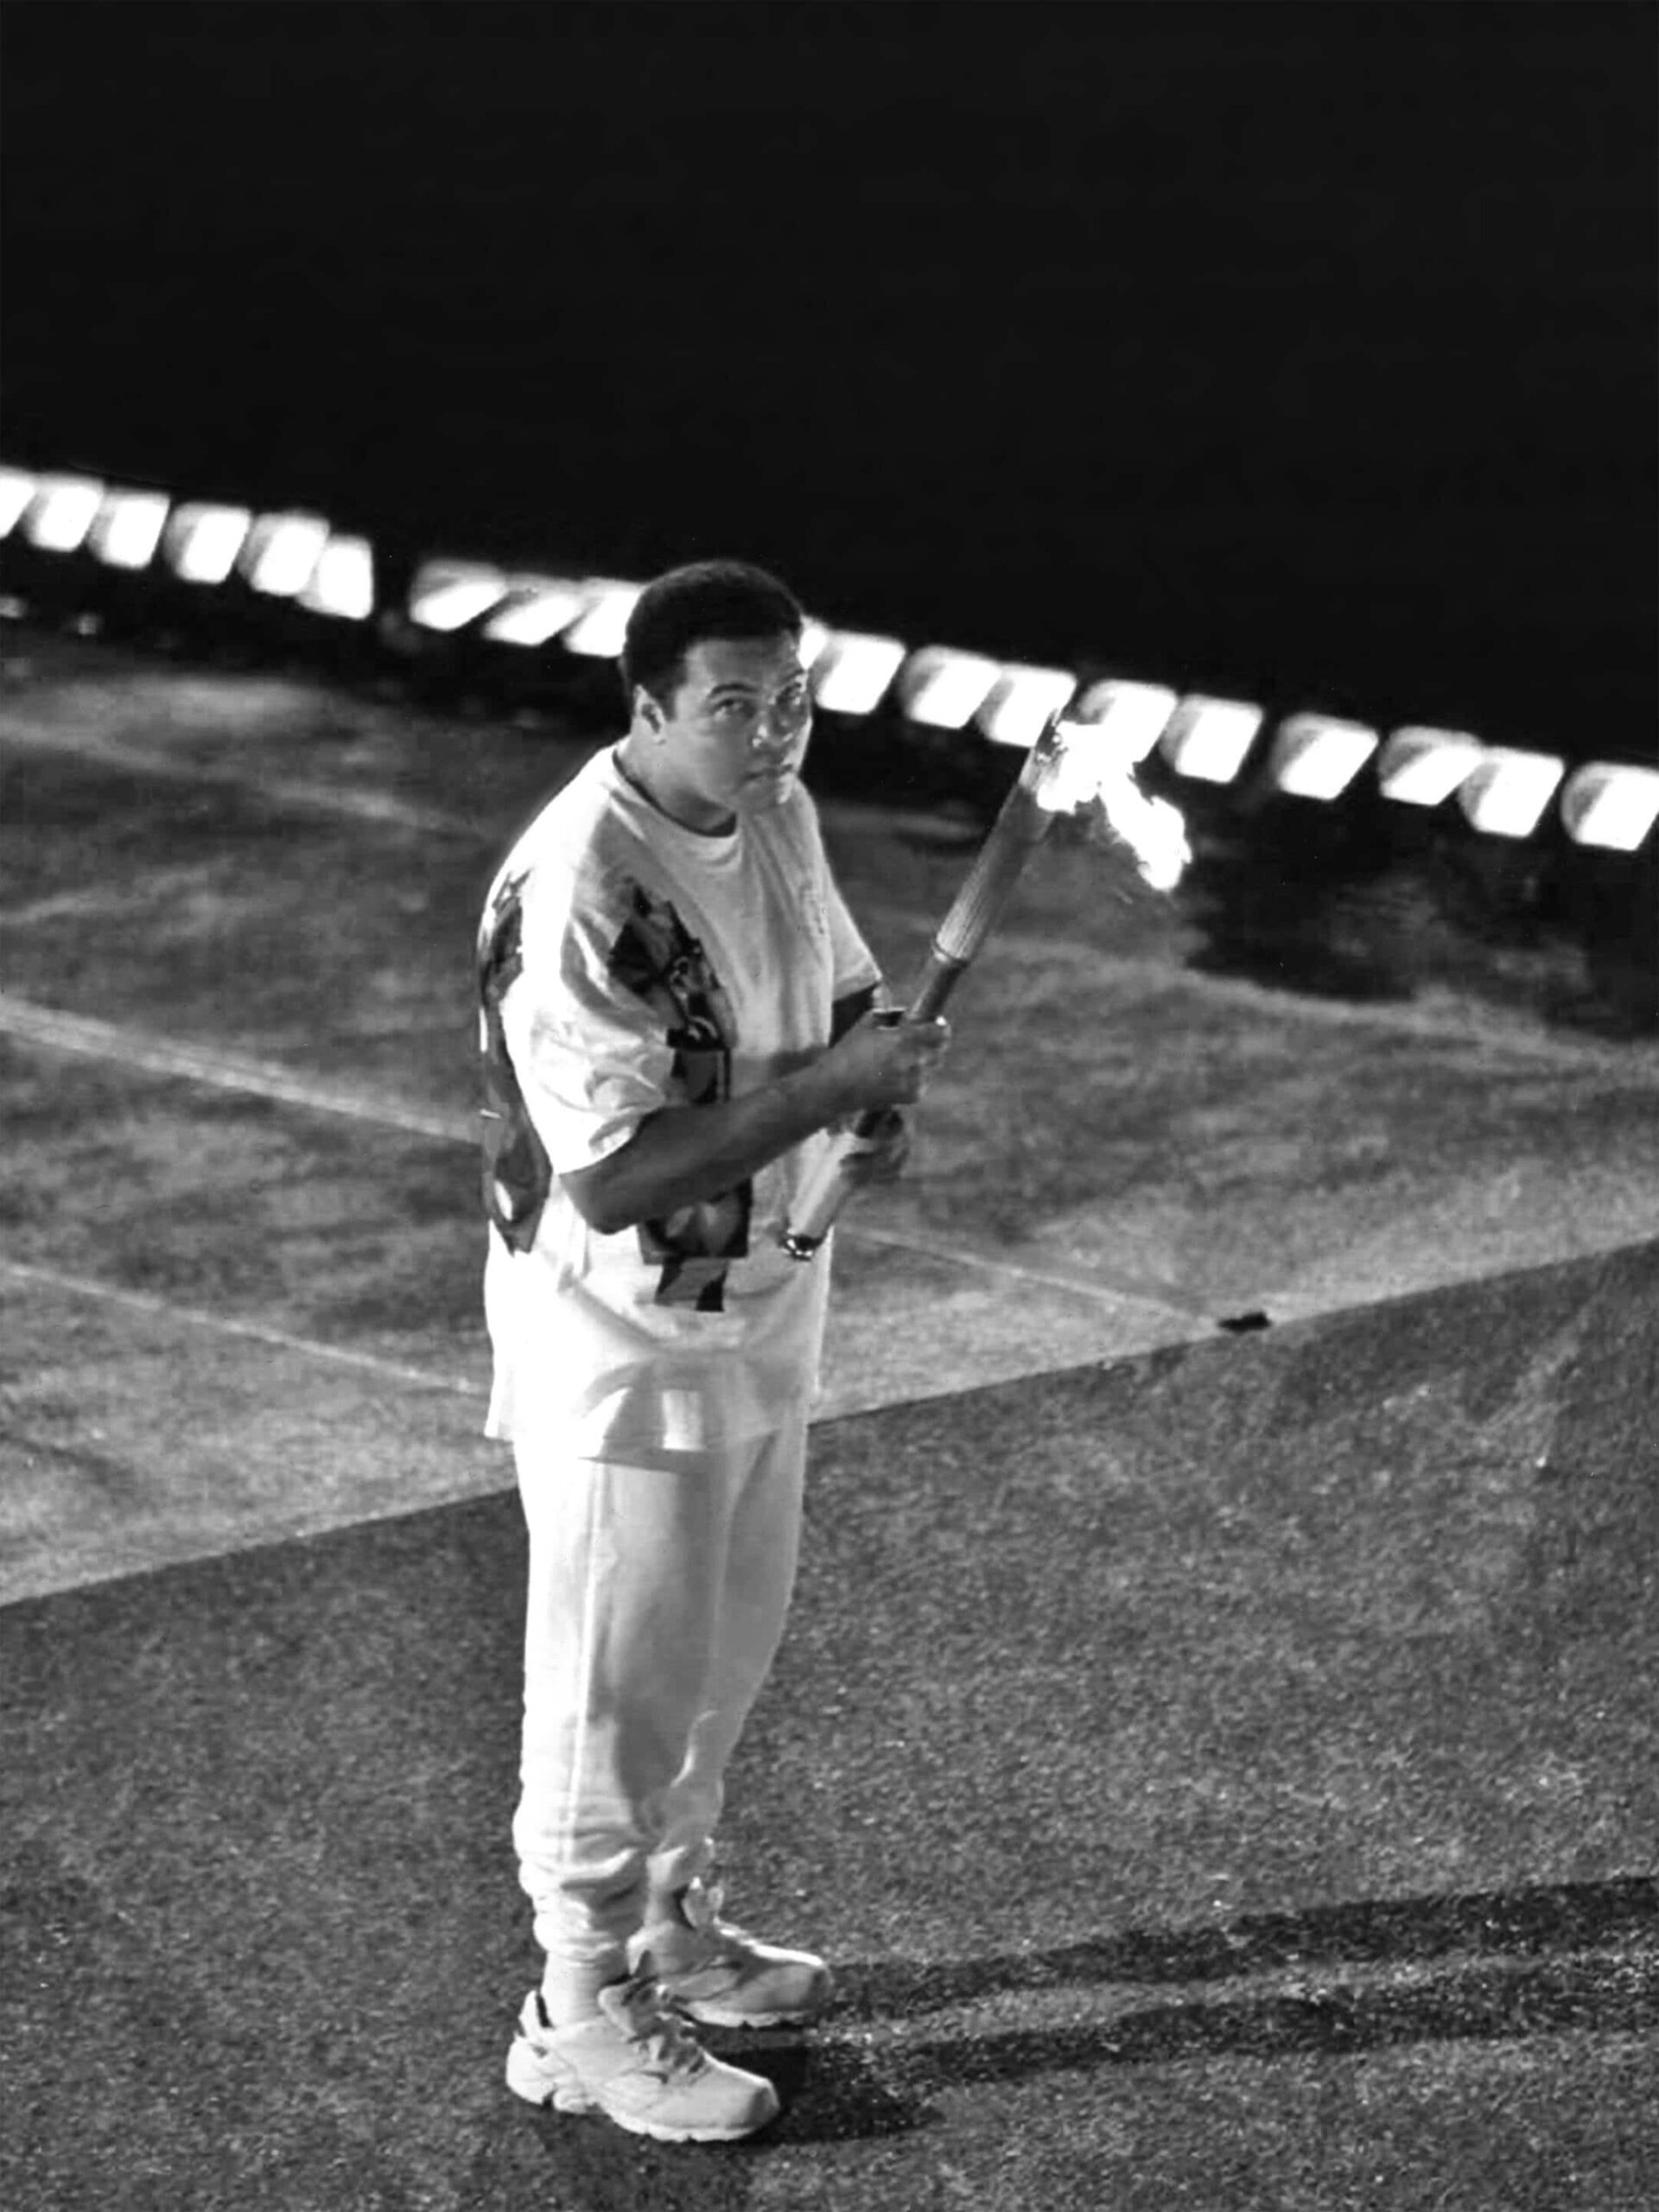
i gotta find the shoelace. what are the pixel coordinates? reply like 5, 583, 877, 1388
613, 1977, 707, 2081
678, 1881, 754, 1961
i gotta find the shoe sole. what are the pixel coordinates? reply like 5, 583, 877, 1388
505, 2037, 779, 2143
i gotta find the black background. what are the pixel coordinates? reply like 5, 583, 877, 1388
3, 0, 1655, 757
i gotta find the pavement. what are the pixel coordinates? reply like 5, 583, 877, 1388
1, 633, 1656, 2209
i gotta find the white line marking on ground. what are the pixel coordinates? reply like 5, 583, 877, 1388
0, 991, 1206, 1325
0, 1257, 486, 1397
839, 1218, 1216, 1321
0, 709, 485, 839
983, 931, 1659, 1077
0, 993, 473, 1143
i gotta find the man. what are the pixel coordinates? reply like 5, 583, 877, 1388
476, 560, 950, 2142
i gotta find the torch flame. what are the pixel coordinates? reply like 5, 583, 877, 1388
1039, 718, 1192, 890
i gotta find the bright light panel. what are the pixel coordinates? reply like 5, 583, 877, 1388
1376, 727, 1485, 807
978, 664, 1078, 749
0, 467, 39, 537
25, 474, 104, 552
163, 503, 254, 584
562, 581, 643, 658
89, 488, 170, 570
899, 647, 1002, 730
809, 631, 906, 715
1268, 713, 1380, 801
1559, 762, 1659, 853
1457, 747, 1566, 838
409, 561, 510, 632
797, 619, 830, 673
481, 577, 590, 647
1159, 695, 1263, 783
1067, 679, 1178, 763
300, 535, 375, 621
242, 512, 331, 598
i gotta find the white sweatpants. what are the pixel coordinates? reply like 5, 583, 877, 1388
511, 1417, 807, 2018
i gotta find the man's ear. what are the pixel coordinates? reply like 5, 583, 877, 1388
634, 685, 664, 736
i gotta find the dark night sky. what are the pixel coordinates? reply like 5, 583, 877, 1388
3, 0, 1655, 754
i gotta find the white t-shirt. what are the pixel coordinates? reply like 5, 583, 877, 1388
478, 745, 881, 1459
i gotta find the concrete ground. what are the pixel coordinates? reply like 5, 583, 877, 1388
1, 635, 1656, 2209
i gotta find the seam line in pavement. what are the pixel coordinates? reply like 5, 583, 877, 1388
0, 1258, 487, 1397
0, 990, 1210, 1325
836, 1218, 1215, 1321
0, 710, 488, 839
0, 992, 474, 1142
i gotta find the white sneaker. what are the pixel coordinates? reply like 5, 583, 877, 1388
632, 1878, 833, 2028
505, 1969, 780, 2143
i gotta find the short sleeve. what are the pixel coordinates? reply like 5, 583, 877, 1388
499, 862, 677, 1176
788, 784, 881, 1002
824, 867, 881, 1002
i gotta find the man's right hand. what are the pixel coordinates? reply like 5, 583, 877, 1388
815, 1009, 951, 1121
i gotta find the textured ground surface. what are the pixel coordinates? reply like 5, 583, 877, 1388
1, 639, 1656, 2209
3, 1243, 1656, 2212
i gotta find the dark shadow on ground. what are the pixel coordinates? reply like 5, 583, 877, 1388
713, 1878, 1659, 2147
834, 1875, 1659, 2015
1182, 803, 1659, 1039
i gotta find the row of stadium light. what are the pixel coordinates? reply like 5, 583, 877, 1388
4, 461, 1656, 855
0, 467, 377, 619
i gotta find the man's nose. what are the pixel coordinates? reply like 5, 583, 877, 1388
753, 707, 804, 748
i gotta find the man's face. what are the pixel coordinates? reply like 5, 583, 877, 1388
637, 633, 814, 832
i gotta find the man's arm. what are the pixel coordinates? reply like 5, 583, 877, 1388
560, 1001, 945, 1236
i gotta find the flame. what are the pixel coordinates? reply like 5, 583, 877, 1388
1039, 719, 1192, 890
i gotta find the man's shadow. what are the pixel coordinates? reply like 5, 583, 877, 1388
733, 1876, 1658, 2143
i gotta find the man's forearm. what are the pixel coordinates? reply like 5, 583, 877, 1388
564, 1062, 842, 1236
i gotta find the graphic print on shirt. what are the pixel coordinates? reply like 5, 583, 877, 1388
609, 881, 750, 1312
477, 868, 553, 1254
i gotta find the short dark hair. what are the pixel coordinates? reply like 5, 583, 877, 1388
621, 560, 804, 708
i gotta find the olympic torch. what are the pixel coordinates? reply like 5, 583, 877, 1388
781, 710, 1192, 1258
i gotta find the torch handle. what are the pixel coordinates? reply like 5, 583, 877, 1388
929, 777, 1055, 967
843, 950, 969, 1141
781, 767, 1062, 1257
779, 981, 957, 1258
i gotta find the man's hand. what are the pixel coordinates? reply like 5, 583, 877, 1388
835, 1106, 910, 1188
813, 1009, 951, 1122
